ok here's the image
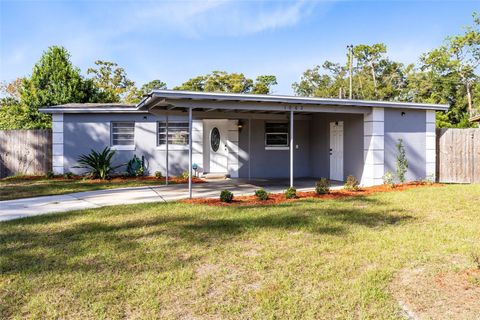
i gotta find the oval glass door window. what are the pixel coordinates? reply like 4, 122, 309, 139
211, 127, 220, 152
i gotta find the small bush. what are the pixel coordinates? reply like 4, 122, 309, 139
254, 189, 269, 201
63, 172, 73, 179
220, 190, 234, 203
284, 187, 297, 199
127, 155, 144, 177
382, 171, 395, 188
396, 139, 408, 183
154, 171, 163, 179
344, 175, 360, 191
423, 174, 435, 185
45, 170, 54, 179
181, 171, 189, 180
315, 178, 330, 194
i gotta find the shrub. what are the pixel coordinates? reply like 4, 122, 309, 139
181, 171, 189, 180
315, 178, 330, 194
284, 187, 297, 199
220, 190, 234, 203
45, 170, 54, 179
154, 171, 163, 179
127, 155, 144, 177
344, 175, 360, 191
63, 172, 73, 179
396, 139, 408, 184
254, 189, 269, 201
382, 171, 395, 188
423, 174, 435, 185
75, 147, 124, 180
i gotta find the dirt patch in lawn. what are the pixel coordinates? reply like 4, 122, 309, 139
391, 266, 480, 320
183, 183, 441, 207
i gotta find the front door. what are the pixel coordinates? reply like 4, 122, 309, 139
329, 121, 344, 181
205, 120, 228, 173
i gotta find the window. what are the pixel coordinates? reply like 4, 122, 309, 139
158, 122, 189, 146
111, 122, 135, 146
265, 122, 289, 147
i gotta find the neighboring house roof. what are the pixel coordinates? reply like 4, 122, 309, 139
39, 90, 449, 113
40, 103, 145, 113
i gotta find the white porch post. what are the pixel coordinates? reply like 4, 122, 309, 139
165, 114, 169, 185
188, 107, 193, 198
290, 110, 294, 188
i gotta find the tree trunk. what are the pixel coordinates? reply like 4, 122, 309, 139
370, 61, 377, 95
466, 82, 473, 115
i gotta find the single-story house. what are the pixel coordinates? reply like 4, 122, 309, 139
40, 90, 448, 195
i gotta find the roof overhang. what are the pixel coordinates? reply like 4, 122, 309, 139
137, 90, 449, 113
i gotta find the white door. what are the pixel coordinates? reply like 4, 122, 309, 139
329, 121, 344, 181
205, 120, 228, 173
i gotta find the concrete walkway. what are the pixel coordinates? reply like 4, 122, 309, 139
0, 178, 342, 222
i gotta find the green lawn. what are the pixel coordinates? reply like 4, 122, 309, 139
0, 177, 171, 201
1, 184, 479, 319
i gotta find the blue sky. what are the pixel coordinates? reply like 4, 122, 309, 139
0, 0, 478, 94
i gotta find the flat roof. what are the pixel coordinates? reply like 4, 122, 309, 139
39, 90, 449, 113
138, 90, 449, 111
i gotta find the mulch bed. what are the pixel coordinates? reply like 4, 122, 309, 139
183, 182, 442, 206
1, 175, 205, 184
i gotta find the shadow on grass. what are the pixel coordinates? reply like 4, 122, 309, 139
0, 197, 414, 276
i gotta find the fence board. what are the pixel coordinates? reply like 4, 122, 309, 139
437, 128, 480, 183
0, 130, 52, 178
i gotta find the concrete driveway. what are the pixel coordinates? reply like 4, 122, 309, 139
0, 178, 342, 222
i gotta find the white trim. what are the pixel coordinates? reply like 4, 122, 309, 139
425, 110, 436, 180
265, 146, 290, 151
361, 107, 385, 186
51, 113, 64, 175
111, 145, 136, 151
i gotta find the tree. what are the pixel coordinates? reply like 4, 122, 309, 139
87, 60, 135, 102
353, 43, 387, 97
252, 75, 278, 94
19, 46, 94, 129
125, 79, 167, 103
175, 71, 277, 94
410, 13, 479, 127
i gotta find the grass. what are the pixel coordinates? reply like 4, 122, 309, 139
0, 176, 171, 201
1, 184, 479, 319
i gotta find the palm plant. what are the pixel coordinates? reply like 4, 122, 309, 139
75, 147, 124, 180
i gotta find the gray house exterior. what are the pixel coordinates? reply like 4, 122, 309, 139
40, 90, 447, 187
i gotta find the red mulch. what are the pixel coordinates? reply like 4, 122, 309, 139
2, 175, 205, 184
182, 182, 442, 207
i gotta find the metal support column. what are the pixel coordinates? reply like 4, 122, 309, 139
188, 107, 193, 198
165, 114, 169, 185
290, 109, 294, 188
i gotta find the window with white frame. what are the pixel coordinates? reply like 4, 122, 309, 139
158, 122, 189, 146
265, 122, 289, 147
111, 122, 135, 146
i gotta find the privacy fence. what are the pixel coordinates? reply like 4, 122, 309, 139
0, 130, 52, 178
436, 128, 480, 184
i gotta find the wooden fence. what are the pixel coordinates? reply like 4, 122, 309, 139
437, 128, 480, 183
0, 130, 52, 178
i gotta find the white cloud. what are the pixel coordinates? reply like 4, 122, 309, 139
128, 0, 317, 37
